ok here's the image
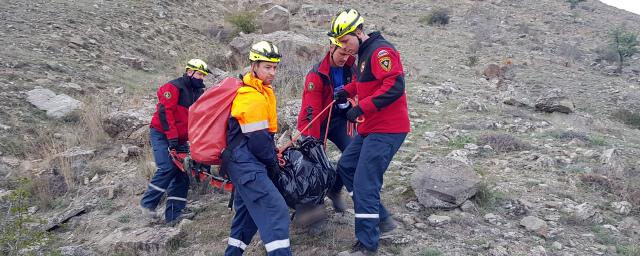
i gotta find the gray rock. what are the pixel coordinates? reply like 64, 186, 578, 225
574, 202, 603, 224
405, 201, 423, 212
114, 87, 125, 95
26, 87, 82, 118
599, 148, 625, 175
229, 31, 323, 67
427, 214, 451, 227
60, 245, 96, 256
446, 149, 473, 166
457, 98, 488, 112
611, 201, 632, 215
520, 216, 548, 237
551, 241, 563, 250
535, 90, 575, 114
59, 82, 83, 92
411, 158, 480, 208
46, 206, 87, 231
99, 227, 183, 256
102, 109, 151, 139
489, 246, 509, 256
529, 246, 547, 256
460, 200, 477, 212
416, 86, 456, 105
121, 144, 143, 157
261, 5, 290, 33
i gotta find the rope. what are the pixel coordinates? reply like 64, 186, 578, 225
277, 100, 337, 166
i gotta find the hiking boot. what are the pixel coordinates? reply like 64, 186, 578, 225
140, 206, 159, 219
379, 217, 398, 234
307, 219, 326, 236
349, 241, 377, 256
166, 210, 196, 227
327, 190, 347, 213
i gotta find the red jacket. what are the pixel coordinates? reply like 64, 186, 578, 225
297, 52, 356, 138
150, 75, 205, 142
343, 32, 410, 135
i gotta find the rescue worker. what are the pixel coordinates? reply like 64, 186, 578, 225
224, 41, 291, 256
296, 43, 357, 213
140, 59, 210, 225
329, 9, 411, 255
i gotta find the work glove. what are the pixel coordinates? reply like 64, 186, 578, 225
334, 89, 349, 105
345, 106, 364, 123
168, 138, 179, 151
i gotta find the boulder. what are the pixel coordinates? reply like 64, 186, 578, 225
102, 109, 151, 139
534, 90, 575, 114
611, 201, 632, 215
26, 87, 82, 119
519, 216, 548, 237
411, 158, 481, 208
574, 202, 603, 224
99, 227, 183, 256
599, 148, 625, 175
427, 214, 451, 227
261, 5, 290, 33
228, 31, 324, 67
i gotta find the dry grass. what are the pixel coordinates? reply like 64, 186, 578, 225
477, 133, 528, 153
137, 143, 156, 180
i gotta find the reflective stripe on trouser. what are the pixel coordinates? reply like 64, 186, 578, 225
337, 133, 407, 251
224, 165, 291, 256
140, 128, 190, 222
319, 113, 353, 194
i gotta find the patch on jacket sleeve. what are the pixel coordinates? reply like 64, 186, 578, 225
307, 82, 314, 91
379, 56, 391, 72
163, 92, 172, 99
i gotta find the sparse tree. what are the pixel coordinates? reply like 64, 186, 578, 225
609, 26, 638, 73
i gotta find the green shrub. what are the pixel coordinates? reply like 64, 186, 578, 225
472, 181, 507, 211
0, 178, 54, 255
609, 26, 639, 72
612, 109, 640, 129
421, 248, 443, 256
467, 55, 479, 67
448, 135, 475, 149
420, 8, 450, 26
225, 11, 258, 34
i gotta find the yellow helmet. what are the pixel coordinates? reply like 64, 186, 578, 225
185, 59, 210, 75
249, 41, 282, 63
327, 9, 364, 46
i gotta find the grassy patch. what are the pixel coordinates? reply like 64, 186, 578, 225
478, 133, 528, 153
472, 181, 507, 212
448, 135, 475, 149
612, 109, 640, 129
421, 248, 443, 256
591, 225, 618, 245
588, 135, 607, 146
617, 244, 640, 256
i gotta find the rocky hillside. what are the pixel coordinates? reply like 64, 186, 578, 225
1, 0, 639, 255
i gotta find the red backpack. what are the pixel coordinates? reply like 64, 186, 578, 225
188, 77, 243, 165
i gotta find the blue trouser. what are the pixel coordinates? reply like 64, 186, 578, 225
140, 128, 189, 222
319, 112, 353, 193
337, 133, 407, 251
224, 164, 291, 256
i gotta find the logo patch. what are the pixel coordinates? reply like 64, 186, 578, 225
360, 61, 366, 73
163, 92, 172, 99
379, 56, 392, 72
377, 50, 389, 58
308, 82, 314, 91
